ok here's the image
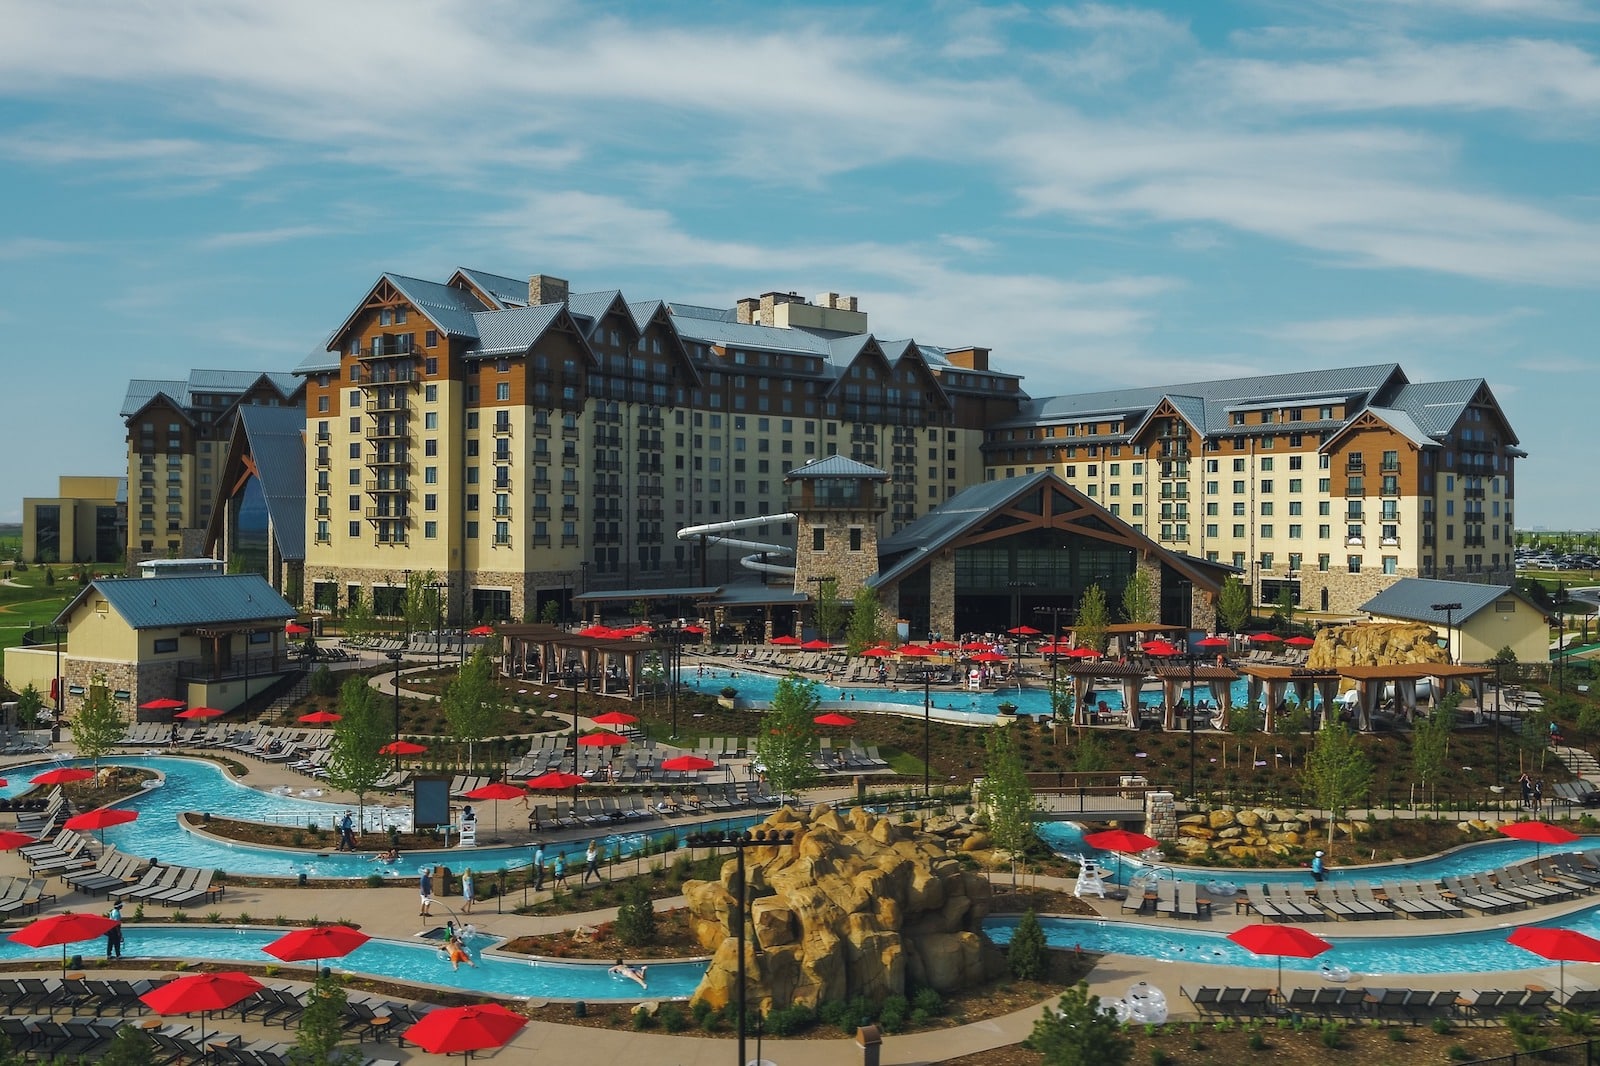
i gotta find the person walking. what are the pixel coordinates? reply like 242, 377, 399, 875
461, 868, 475, 914
531, 842, 546, 893
583, 839, 601, 884
552, 853, 567, 889
338, 811, 357, 852
105, 901, 124, 960
419, 866, 434, 917
1310, 851, 1326, 883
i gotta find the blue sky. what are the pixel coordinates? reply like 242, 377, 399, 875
1, 0, 1596, 528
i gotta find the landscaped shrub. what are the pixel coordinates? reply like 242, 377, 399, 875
763, 1003, 816, 1036
1008, 909, 1048, 980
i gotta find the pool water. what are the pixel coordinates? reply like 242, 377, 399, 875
2, 757, 759, 879
1033, 821, 1588, 887
986, 912, 1600, 978
0, 924, 706, 1000
679, 668, 1254, 717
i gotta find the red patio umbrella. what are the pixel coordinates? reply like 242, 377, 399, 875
64, 807, 138, 843
801, 639, 834, 651
858, 646, 892, 658
577, 624, 616, 638
263, 923, 371, 968
141, 972, 264, 1049
1007, 625, 1042, 637
899, 644, 937, 657
1084, 828, 1161, 879
405, 1002, 528, 1062
30, 767, 95, 787
285, 623, 311, 636
1227, 924, 1332, 991
577, 731, 626, 747
463, 782, 528, 839
926, 640, 960, 652
814, 712, 857, 727
138, 697, 185, 712
1141, 640, 1179, 657
468, 625, 496, 637
0, 830, 37, 851
1499, 820, 1581, 870
680, 624, 706, 636
961, 641, 991, 651
1193, 636, 1230, 652
1248, 632, 1284, 644
969, 651, 1008, 663
1508, 926, 1600, 999
9, 912, 120, 975
380, 740, 428, 756
525, 770, 586, 790
591, 710, 639, 727
660, 754, 717, 772
175, 706, 224, 720
769, 634, 801, 646
298, 710, 342, 724
1066, 647, 1102, 659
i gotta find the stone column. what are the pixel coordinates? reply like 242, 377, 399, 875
1145, 790, 1176, 842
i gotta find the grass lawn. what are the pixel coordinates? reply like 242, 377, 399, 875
0, 564, 85, 652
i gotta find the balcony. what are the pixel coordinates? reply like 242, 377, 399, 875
532, 534, 551, 546
315, 454, 330, 469
493, 420, 513, 437
531, 506, 550, 519
561, 424, 581, 439
364, 396, 410, 413
531, 477, 551, 491
492, 505, 512, 518
1464, 486, 1485, 499
561, 534, 580, 546
1381, 536, 1399, 546
1345, 461, 1365, 474
360, 337, 415, 360
561, 452, 580, 466
561, 506, 580, 519
492, 450, 512, 463
315, 431, 331, 443
314, 532, 331, 544
314, 506, 331, 518
376, 531, 408, 545
363, 480, 407, 495
364, 507, 408, 521
492, 534, 511, 546
365, 424, 409, 441
1347, 536, 1364, 547
364, 453, 412, 471
1380, 461, 1401, 473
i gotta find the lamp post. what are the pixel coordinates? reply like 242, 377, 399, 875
666, 623, 681, 740
400, 568, 412, 646
428, 581, 447, 671
1185, 648, 1200, 801
50, 622, 64, 720
1033, 605, 1070, 739
385, 650, 404, 772
686, 828, 796, 1066
566, 663, 585, 774
1430, 601, 1462, 664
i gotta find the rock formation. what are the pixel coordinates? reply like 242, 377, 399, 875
683, 804, 1005, 1012
1171, 805, 1370, 859
1305, 622, 1447, 672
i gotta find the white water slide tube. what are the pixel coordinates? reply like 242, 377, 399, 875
677, 513, 798, 577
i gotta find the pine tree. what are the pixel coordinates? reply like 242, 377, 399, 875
1025, 983, 1133, 1066
1008, 909, 1049, 980
813, 579, 848, 644
1119, 567, 1158, 625
1217, 575, 1249, 634
616, 878, 658, 947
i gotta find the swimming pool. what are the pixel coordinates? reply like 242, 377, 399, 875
680, 668, 1253, 717
0, 924, 706, 1000
1034, 821, 1593, 887
3, 757, 760, 879
985, 912, 1600, 978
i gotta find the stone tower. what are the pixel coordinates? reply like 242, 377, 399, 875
785, 455, 890, 602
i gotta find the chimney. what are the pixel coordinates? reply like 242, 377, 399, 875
759, 293, 779, 324
528, 275, 569, 306
736, 297, 759, 324
841, 296, 858, 312
815, 292, 839, 309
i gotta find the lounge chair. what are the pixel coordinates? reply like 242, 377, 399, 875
1380, 880, 1437, 918
1245, 884, 1287, 920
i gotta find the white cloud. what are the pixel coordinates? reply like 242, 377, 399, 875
0, 237, 81, 260
197, 226, 332, 251
1260, 309, 1535, 345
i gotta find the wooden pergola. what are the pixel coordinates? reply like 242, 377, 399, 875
495, 623, 669, 700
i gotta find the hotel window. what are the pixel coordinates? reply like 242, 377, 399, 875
348, 521, 361, 537
496, 383, 510, 401
1348, 555, 1362, 573
425, 385, 438, 402
1289, 524, 1302, 539
425, 521, 437, 539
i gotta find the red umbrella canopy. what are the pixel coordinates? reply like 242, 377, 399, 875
31, 767, 95, 787
139, 697, 186, 711
1284, 635, 1317, 647
769, 634, 802, 646
525, 771, 586, 790
1084, 829, 1160, 855
1500, 821, 1582, 846
0, 830, 37, 851
969, 651, 1008, 663
926, 640, 960, 652
1509, 926, 1600, 998
801, 639, 834, 651
858, 647, 892, 658
64, 808, 138, 832
577, 624, 618, 638
285, 623, 311, 636
591, 710, 639, 727
961, 641, 992, 651
10, 912, 119, 949
1007, 625, 1042, 636
1141, 640, 1179, 657
898, 644, 937, 656
175, 706, 224, 720
1248, 632, 1284, 644
577, 731, 626, 747
468, 625, 496, 637
660, 754, 717, 772
405, 1003, 528, 1058
1193, 637, 1230, 651
379, 740, 428, 756
1037, 642, 1072, 655
1227, 923, 1332, 988
680, 624, 706, 635
464, 783, 527, 802
814, 712, 858, 727
142, 971, 264, 1015
298, 710, 342, 724
263, 924, 371, 964
1066, 647, 1102, 659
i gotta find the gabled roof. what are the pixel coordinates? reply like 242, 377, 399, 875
785, 455, 889, 480
471, 303, 569, 357
665, 307, 835, 357
237, 406, 307, 561
1359, 577, 1528, 625
58, 574, 294, 631
453, 268, 528, 310
120, 380, 190, 420
567, 289, 641, 341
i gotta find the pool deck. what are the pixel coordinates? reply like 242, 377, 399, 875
1, 745, 1588, 1064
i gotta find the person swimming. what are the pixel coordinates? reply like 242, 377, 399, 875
609, 958, 647, 989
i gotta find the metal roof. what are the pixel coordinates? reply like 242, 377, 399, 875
470, 303, 566, 356
566, 290, 640, 339
785, 455, 889, 480
382, 273, 487, 339
1358, 578, 1518, 625
237, 405, 308, 562
59, 574, 294, 630
872, 473, 1056, 587
121, 371, 300, 418
455, 268, 529, 309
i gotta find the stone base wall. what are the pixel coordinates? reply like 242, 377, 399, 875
303, 564, 576, 623
792, 511, 881, 602
1295, 566, 1417, 617
1146, 790, 1177, 841
927, 551, 955, 640
60, 655, 177, 723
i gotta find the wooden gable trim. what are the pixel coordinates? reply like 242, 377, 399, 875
643, 304, 704, 388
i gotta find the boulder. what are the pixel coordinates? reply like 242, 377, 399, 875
1208, 809, 1236, 830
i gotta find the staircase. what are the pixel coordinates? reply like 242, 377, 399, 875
1550, 744, 1600, 782
258, 669, 312, 720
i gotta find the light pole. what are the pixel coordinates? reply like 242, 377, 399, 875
666, 623, 681, 740
686, 828, 796, 1066
1430, 601, 1462, 664
1033, 605, 1070, 736
386, 650, 404, 771
566, 663, 585, 774
50, 622, 64, 720
429, 581, 446, 671
1186, 648, 1200, 801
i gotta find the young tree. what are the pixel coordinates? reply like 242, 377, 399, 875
1025, 982, 1133, 1066
1119, 567, 1158, 625
326, 676, 391, 829
539, 598, 561, 625
342, 588, 374, 641
1410, 700, 1456, 808
1072, 729, 1109, 772
443, 646, 503, 769
289, 972, 361, 1066
1271, 585, 1297, 634
615, 878, 658, 947
1073, 584, 1109, 654
755, 673, 819, 800
1304, 721, 1372, 853
813, 579, 848, 644
845, 585, 881, 655
403, 570, 441, 639
14, 684, 43, 729
1008, 908, 1049, 981
73, 677, 125, 767
100, 1025, 158, 1066
1217, 575, 1249, 634
983, 726, 1039, 884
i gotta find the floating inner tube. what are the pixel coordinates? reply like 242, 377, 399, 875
140, 779, 161, 790
1206, 880, 1239, 897
1320, 963, 1352, 982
